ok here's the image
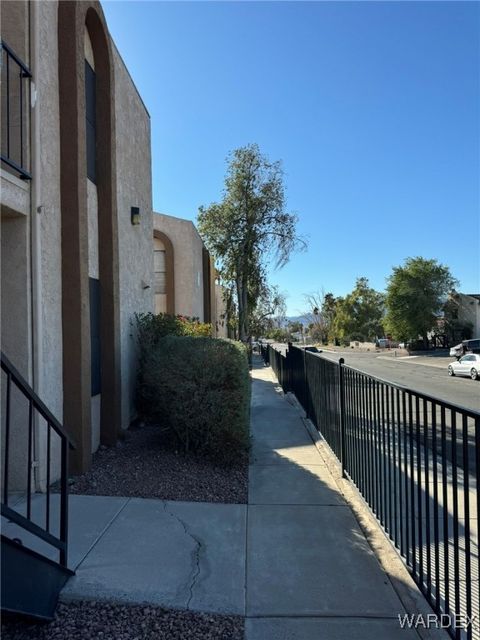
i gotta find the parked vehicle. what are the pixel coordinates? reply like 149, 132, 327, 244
449, 339, 480, 359
450, 343, 463, 358
447, 354, 480, 380
464, 338, 480, 353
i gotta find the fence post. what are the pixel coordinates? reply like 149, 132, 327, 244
286, 342, 293, 393
303, 348, 309, 419
339, 357, 346, 478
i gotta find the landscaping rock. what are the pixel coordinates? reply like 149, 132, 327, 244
2, 601, 244, 640
64, 424, 248, 504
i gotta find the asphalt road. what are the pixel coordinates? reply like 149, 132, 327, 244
316, 350, 480, 413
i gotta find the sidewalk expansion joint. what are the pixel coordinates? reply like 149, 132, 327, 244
162, 501, 203, 610
72, 497, 131, 572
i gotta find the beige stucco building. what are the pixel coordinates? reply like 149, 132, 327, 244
450, 293, 480, 339
1, 0, 154, 485
153, 212, 228, 337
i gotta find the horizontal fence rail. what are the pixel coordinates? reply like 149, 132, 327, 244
260, 342, 480, 640
1, 352, 75, 567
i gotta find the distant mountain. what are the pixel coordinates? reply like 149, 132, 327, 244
285, 315, 310, 327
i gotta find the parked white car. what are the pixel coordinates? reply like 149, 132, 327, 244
448, 354, 480, 380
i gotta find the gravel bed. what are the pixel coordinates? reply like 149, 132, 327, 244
65, 423, 248, 504
2, 601, 244, 640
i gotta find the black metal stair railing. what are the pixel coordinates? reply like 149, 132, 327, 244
1, 40, 32, 180
1, 351, 75, 568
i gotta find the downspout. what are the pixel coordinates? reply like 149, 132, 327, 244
29, 0, 44, 491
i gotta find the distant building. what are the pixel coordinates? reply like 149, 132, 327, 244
448, 293, 480, 339
153, 212, 228, 336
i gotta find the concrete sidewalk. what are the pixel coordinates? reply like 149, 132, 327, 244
245, 359, 420, 639
3, 359, 429, 638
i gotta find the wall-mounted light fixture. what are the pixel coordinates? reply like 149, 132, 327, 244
131, 206, 141, 226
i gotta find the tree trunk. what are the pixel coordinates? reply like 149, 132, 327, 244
237, 276, 249, 343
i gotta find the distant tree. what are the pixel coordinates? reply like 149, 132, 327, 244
288, 321, 303, 334
322, 292, 338, 342
250, 285, 287, 338
333, 278, 385, 342
384, 257, 458, 347
198, 144, 304, 343
302, 291, 325, 338
302, 290, 340, 343
265, 327, 292, 343
308, 323, 325, 343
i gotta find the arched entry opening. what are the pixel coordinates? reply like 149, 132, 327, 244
58, 1, 120, 473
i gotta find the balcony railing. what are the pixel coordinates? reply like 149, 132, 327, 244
1, 40, 32, 180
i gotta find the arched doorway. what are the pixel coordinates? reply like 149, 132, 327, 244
58, 1, 121, 473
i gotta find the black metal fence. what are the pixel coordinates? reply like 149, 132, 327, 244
260, 342, 480, 640
1, 40, 32, 180
1, 352, 74, 567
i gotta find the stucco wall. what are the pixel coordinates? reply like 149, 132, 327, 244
1, 171, 30, 217
113, 42, 154, 431
153, 213, 205, 319
1, 0, 65, 491
0, 215, 32, 491
37, 0, 64, 425
87, 180, 99, 280
1, 217, 31, 375
1, 0, 33, 384
1, 3, 154, 487
29, 0, 64, 489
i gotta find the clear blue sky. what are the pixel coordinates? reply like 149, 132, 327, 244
102, 0, 479, 315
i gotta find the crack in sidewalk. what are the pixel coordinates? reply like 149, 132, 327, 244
162, 501, 203, 609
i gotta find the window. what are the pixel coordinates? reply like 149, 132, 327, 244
85, 60, 96, 182
154, 249, 166, 294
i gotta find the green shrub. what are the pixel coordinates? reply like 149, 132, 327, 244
135, 312, 212, 367
138, 336, 250, 464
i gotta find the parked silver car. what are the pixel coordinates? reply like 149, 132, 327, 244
447, 354, 480, 380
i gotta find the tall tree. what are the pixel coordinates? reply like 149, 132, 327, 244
198, 144, 303, 342
333, 277, 385, 342
250, 285, 287, 338
384, 257, 458, 347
